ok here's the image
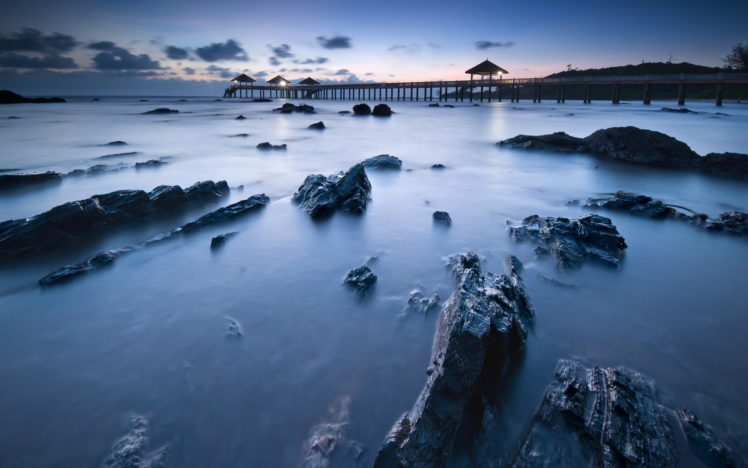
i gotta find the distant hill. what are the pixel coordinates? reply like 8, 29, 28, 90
547, 62, 723, 78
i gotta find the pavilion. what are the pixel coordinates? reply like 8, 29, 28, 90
465, 60, 508, 82
267, 75, 289, 86
298, 77, 320, 86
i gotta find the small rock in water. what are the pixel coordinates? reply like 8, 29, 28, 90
235, 114, 246, 120
660, 107, 698, 114
372, 103, 392, 116
432, 211, 452, 226
362, 154, 402, 170
275, 103, 315, 114
308, 121, 325, 129
431, 163, 446, 169
293, 164, 371, 218
95, 151, 140, 160
142, 108, 179, 115
257, 142, 287, 150
7, 115, 20, 119
105, 140, 128, 146
211, 232, 238, 249
443, 104, 454, 108
338, 110, 351, 115
225, 316, 243, 339
352, 103, 371, 115
428, 103, 440, 107
231, 133, 249, 137
39, 250, 125, 286
134, 159, 168, 169
405, 290, 440, 315
343, 265, 377, 293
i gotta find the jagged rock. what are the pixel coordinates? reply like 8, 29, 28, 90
1, 181, 229, 258
372, 104, 392, 116
660, 107, 698, 114
142, 108, 179, 115
38, 193, 268, 286
105, 141, 128, 146
508, 214, 627, 269
433, 211, 452, 226
308, 121, 326, 129
703, 211, 748, 235
0, 171, 63, 189
293, 163, 371, 218
509, 360, 746, 468
134, 159, 167, 169
275, 103, 315, 114
210, 232, 238, 249
0, 90, 65, 104
362, 154, 402, 170
343, 266, 377, 293
302, 396, 352, 468
374, 253, 533, 467
235, 114, 246, 120
95, 152, 140, 160
102, 415, 168, 468
431, 164, 446, 169
405, 290, 440, 315
257, 142, 287, 150
498, 132, 586, 153
352, 103, 371, 115
700, 152, 748, 179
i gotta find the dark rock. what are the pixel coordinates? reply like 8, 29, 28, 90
372, 104, 392, 116
7, 116, 20, 119
231, 133, 249, 137
134, 159, 168, 169
180, 193, 269, 233
583, 127, 701, 167
508, 214, 627, 269
92, 98, 100, 102
275, 103, 315, 114
105, 141, 128, 146
362, 154, 402, 170
225, 317, 243, 338
343, 265, 377, 293
584, 191, 681, 218
235, 114, 246, 120
498, 132, 586, 153
510, 360, 745, 468
82, 163, 127, 174
703, 211, 748, 235
661, 107, 698, 114
2, 181, 229, 258
338, 110, 351, 115
352, 103, 371, 115
142, 108, 179, 115
308, 121, 326, 129
95, 152, 140, 160
101, 415, 168, 468
428, 103, 440, 107
700, 152, 748, 179
431, 164, 446, 169
251, 98, 272, 102
257, 142, 287, 150
139, 99, 148, 102
178, 99, 187, 102
443, 104, 454, 108
0, 171, 63, 190
39, 250, 125, 286
292, 163, 371, 218
374, 253, 533, 467
302, 396, 352, 468
433, 211, 452, 226
0, 90, 65, 104
210, 232, 238, 249
405, 290, 440, 315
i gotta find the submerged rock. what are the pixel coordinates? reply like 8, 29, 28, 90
428, 103, 440, 107
257, 142, 287, 150
308, 121, 326, 129
302, 396, 355, 468
142, 108, 179, 115
293, 163, 371, 218
338, 110, 351, 115
362, 154, 402, 170
0, 171, 63, 189
374, 253, 533, 467
352, 103, 371, 115
235, 114, 246, 120
405, 290, 440, 315
210, 231, 238, 249
0, 90, 65, 104
231, 133, 249, 137
510, 360, 745, 468
343, 265, 377, 293
372, 104, 392, 116
275, 103, 315, 114
1, 181, 229, 258
432, 211, 452, 226
225, 316, 243, 339
507, 214, 627, 269
39, 250, 126, 286
102, 415, 168, 468
252, 98, 272, 102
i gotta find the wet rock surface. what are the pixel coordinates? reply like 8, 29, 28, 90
142, 108, 179, 115
102, 415, 168, 468
1, 180, 229, 258
509, 360, 745, 468
293, 163, 371, 218
275, 103, 315, 114
405, 290, 440, 315
0, 171, 63, 189
433, 211, 452, 226
352, 103, 371, 115
179, 193, 269, 233
372, 104, 392, 116
374, 253, 533, 467
362, 154, 402, 170
507, 214, 627, 269
257, 142, 287, 150
308, 121, 326, 129
343, 266, 377, 293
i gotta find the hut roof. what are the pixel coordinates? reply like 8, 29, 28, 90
465, 60, 508, 75
267, 75, 288, 85
232, 73, 256, 83
298, 77, 320, 85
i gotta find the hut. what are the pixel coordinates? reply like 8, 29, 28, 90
298, 77, 320, 86
267, 75, 289, 86
465, 60, 508, 82
231, 73, 256, 85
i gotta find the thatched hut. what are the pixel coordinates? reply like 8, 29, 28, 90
465, 60, 508, 81
298, 77, 320, 86
231, 73, 256, 85
267, 75, 289, 86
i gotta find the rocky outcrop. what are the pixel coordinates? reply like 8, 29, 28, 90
134, 159, 168, 169
498, 132, 586, 153
343, 266, 377, 293
275, 103, 315, 114
353, 103, 371, 115
507, 214, 627, 269
235, 114, 246, 120
302, 396, 364, 468
308, 121, 326, 129
0, 90, 65, 104
362, 154, 402, 170
257, 142, 287, 150
660, 107, 698, 114
1, 181, 229, 258
372, 104, 392, 116
179, 194, 269, 233
509, 360, 745, 468
210, 232, 238, 249
0, 171, 63, 190
405, 290, 440, 315
102, 415, 168, 468
374, 253, 533, 467
38, 250, 127, 287
142, 108, 179, 115
293, 164, 371, 218
105, 141, 128, 146
701, 152, 748, 179
433, 211, 452, 226
702, 211, 747, 235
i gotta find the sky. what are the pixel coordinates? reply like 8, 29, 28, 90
0, 0, 746, 95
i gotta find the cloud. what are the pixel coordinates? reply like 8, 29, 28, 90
0, 28, 77, 53
183, 67, 196, 75
165, 45, 188, 60
365, 72, 374, 76
317, 35, 351, 49
388, 43, 420, 53
428, 43, 442, 49
89, 41, 116, 51
295, 57, 328, 64
269, 56, 281, 66
268, 43, 292, 58
206, 64, 234, 78
475, 40, 514, 50
332, 68, 350, 75
254, 70, 269, 77
92, 45, 162, 70
0, 52, 78, 69
195, 39, 248, 62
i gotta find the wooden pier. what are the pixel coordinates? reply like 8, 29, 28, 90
224, 72, 748, 107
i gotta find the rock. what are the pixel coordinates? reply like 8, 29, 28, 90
444, 104, 454, 108
102, 415, 168, 468
703, 211, 748, 235
0, 90, 65, 104
210, 232, 238, 249
257, 142, 287, 150
352, 103, 371, 115
142, 108, 179, 115
428, 103, 440, 107
432, 211, 452, 226
338, 110, 351, 115
583, 127, 701, 167
1, 181, 229, 258
92, 98, 100, 102
251, 98, 272, 102
308, 121, 326, 129
225, 316, 243, 338
7, 116, 20, 119
302, 396, 352, 468
362, 154, 402, 170
105, 141, 128, 146
275, 103, 315, 113
508, 214, 627, 269
74, 163, 128, 175
293, 164, 371, 218
231, 133, 249, 137
405, 290, 440, 315
139, 99, 148, 102
343, 265, 377, 293
134, 159, 168, 169
235, 114, 246, 120
374, 253, 533, 467
39, 249, 126, 286
661, 107, 698, 113
95, 152, 140, 160
0, 171, 63, 190
509, 360, 745, 468
498, 132, 586, 153
180, 193, 269, 233
700, 152, 748, 179
372, 104, 392, 116
431, 164, 446, 169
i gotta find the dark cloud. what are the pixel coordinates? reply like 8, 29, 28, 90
295, 57, 328, 65
183, 67, 195, 75
0, 28, 77, 53
89, 41, 116, 51
0, 52, 78, 69
206, 64, 234, 78
475, 40, 514, 49
268, 44, 292, 58
332, 68, 350, 75
255, 70, 269, 77
165, 45, 188, 60
92, 45, 162, 70
365, 72, 374, 76
195, 39, 248, 62
269, 56, 281, 66
317, 36, 351, 49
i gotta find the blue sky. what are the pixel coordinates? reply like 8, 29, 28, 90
0, 0, 745, 95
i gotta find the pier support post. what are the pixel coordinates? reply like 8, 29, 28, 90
716, 82, 723, 106
677, 83, 685, 106
643, 83, 651, 105
556, 85, 562, 103
612, 83, 620, 104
